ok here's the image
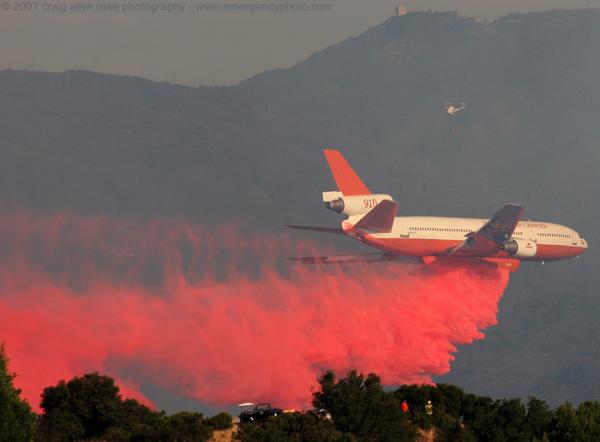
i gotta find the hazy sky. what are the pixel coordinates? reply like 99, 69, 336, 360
0, 0, 595, 85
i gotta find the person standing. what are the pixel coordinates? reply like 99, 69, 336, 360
401, 400, 409, 413
425, 400, 433, 416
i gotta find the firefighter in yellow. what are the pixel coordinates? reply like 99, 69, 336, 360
425, 400, 433, 416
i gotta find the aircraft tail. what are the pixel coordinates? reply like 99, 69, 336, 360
323, 149, 371, 196
353, 200, 398, 233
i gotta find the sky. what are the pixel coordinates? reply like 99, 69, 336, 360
0, 0, 596, 85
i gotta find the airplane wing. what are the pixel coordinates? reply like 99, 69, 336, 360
448, 204, 524, 257
288, 253, 402, 264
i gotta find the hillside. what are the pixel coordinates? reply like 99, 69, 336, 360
1, 8, 599, 406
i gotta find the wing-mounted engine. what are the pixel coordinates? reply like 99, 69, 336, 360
501, 238, 537, 258
448, 204, 524, 257
322, 191, 394, 217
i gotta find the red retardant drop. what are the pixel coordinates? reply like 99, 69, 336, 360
0, 211, 510, 410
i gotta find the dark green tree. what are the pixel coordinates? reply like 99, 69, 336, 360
460, 393, 498, 440
206, 411, 233, 431
37, 371, 218, 442
548, 402, 582, 442
432, 384, 467, 418
490, 398, 528, 442
0, 344, 37, 442
110, 398, 165, 441
313, 370, 415, 442
39, 372, 123, 441
524, 397, 552, 441
163, 411, 212, 442
574, 401, 600, 442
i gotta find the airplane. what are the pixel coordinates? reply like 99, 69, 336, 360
287, 150, 588, 271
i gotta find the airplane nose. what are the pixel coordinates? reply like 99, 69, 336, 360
581, 238, 588, 250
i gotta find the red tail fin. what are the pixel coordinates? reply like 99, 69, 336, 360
323, 149, 370, 196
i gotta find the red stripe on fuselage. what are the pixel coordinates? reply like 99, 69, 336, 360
534, 244, 586, 261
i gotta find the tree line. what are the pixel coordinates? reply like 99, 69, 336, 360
0, 345, 231, 441
3, 344, 600, 441
239, 371, 600, 442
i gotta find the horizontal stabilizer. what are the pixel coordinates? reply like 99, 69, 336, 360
285, 225, 345, 235
353, 200, 398, 233
288, 253, 399, 264
323, 149, 371, 196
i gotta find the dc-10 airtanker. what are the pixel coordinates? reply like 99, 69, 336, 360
288, 150, 588, 271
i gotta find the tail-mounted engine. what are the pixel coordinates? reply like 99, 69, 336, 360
322, 191, 394, 217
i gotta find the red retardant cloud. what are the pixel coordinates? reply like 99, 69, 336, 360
0, 212, 510, 410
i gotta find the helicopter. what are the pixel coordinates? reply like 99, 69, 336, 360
445, 101, 465, 115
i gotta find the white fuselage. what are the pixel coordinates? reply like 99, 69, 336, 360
344, 216, 588, 261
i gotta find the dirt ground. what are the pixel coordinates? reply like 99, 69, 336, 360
417, 428, 436, 442
209, 423, 238, 442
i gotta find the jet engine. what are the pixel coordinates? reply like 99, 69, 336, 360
322, 191, 394, 217
501, 239, 537, 258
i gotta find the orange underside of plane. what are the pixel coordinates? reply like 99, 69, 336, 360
361, 236, 586, 262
